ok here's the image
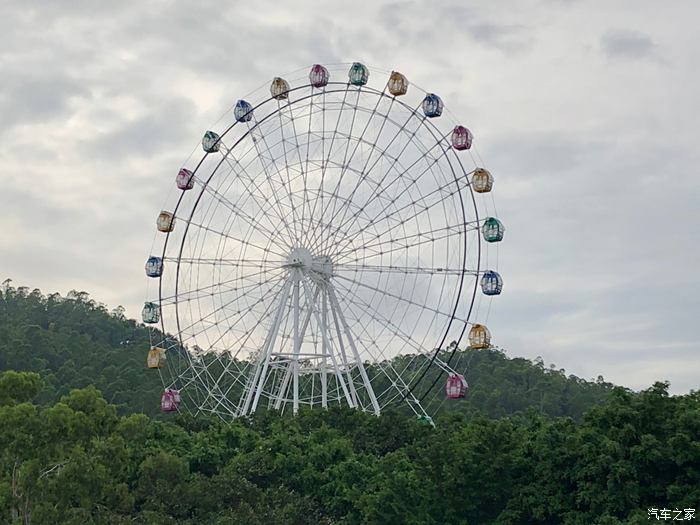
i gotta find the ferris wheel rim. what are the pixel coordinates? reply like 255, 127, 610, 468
148, 64, 499, 418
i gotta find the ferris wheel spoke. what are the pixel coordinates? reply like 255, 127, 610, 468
210, 357, 249, 391
160, 267, 282, 306
173, 269, 286, 309
339, 267, 461, 390
304, 87, 329, 249
318, 98, 420, 241
165, 362, 213, 403
190, 359, 242, 417
333, 222, 477, 263
177, 247, 283, 295
309, 92, 395, 254
217, 148, 298, 249
193, 279, 289, 363
321, 86, 361, 220
212, 277, 290, 325
160, 276, 239, 305
246, 122, 304, 247
297, 93, 342, 246
305, 87, 363, 249
173, 257, 284, 269
279, 98, 317, 244
328, 138, 454, 256
179, 260, 284, 309
333, 271, 433, 348
330, 295, 428, 414
301, 138, 406, 255
313, 85, 363, 246
275, 101, 305, 245
280, 98, 310, 209
301, 87, 318, 238
358, 342, 422, 407
215, 143, 278, 212
198, 177, 292, 250
322, 105, 434, 251
332, 263, 475, 277
175, 273, 288, 340
206, 360, 250, 415
333, 274, 468, 323
184, 220, 288, 259
331, 170, 465, 258
216, 143, 299, 248
337, 285, 443, 358
319, 153, 439, 257
182, 296, 286, 367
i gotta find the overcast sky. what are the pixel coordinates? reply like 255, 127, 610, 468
1, 1, 698, 393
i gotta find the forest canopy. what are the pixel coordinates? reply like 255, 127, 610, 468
1, 373, 698, 524
1, 282, 697, 523
0, 282, 614, 420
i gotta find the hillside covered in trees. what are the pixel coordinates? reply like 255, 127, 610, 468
1, 282, 615, 420
3, 282, 698, 523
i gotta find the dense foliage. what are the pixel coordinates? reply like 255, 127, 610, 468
6, 282, 694, 522
0, 281, 159, 415
0, 282, 614, 420
1, 372, 698, 524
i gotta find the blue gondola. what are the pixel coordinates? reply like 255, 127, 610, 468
422, 93, 444, 118
234, 99, 253, 122
481, 270, 503, 296
145, 256, 163, 278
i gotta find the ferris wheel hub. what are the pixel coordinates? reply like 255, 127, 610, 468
285, 247, 334, 278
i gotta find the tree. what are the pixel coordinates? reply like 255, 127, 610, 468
0, 371, 42, 406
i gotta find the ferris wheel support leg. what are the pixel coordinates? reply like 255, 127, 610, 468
292, 277, 301, 415
273, 285, 318, 410
327, 284, 381, 416
302, 279, 354, 409
273, 365, 293, 411
329, 294, 359, 408
241, 278, 292, 416
321, 290, 328, 408
325, 343, 355, 408
239, 326, 274, 416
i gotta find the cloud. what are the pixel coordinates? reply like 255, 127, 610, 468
468, 23, 534, 54
1, 1, 698, 396
601, 29, 656, 60
87, 97, 198, 160
0, 71, 89, 131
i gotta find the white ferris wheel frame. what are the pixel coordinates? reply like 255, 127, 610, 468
146, 64, 499, 421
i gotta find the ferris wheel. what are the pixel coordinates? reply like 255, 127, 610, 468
143, 63, 504, 422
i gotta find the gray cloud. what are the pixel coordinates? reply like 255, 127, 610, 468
87, 97, 198, 159
0, 72, 89, 130
601, 29, 656, 60
468, 23, 534, 54
1, 1, 698, 395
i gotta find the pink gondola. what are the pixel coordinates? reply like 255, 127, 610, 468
445, 373, 468, 399
451, 125, 473, 151
176, 168, 195, 190
160, 389, 179, 413
309, 64, 330, 88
